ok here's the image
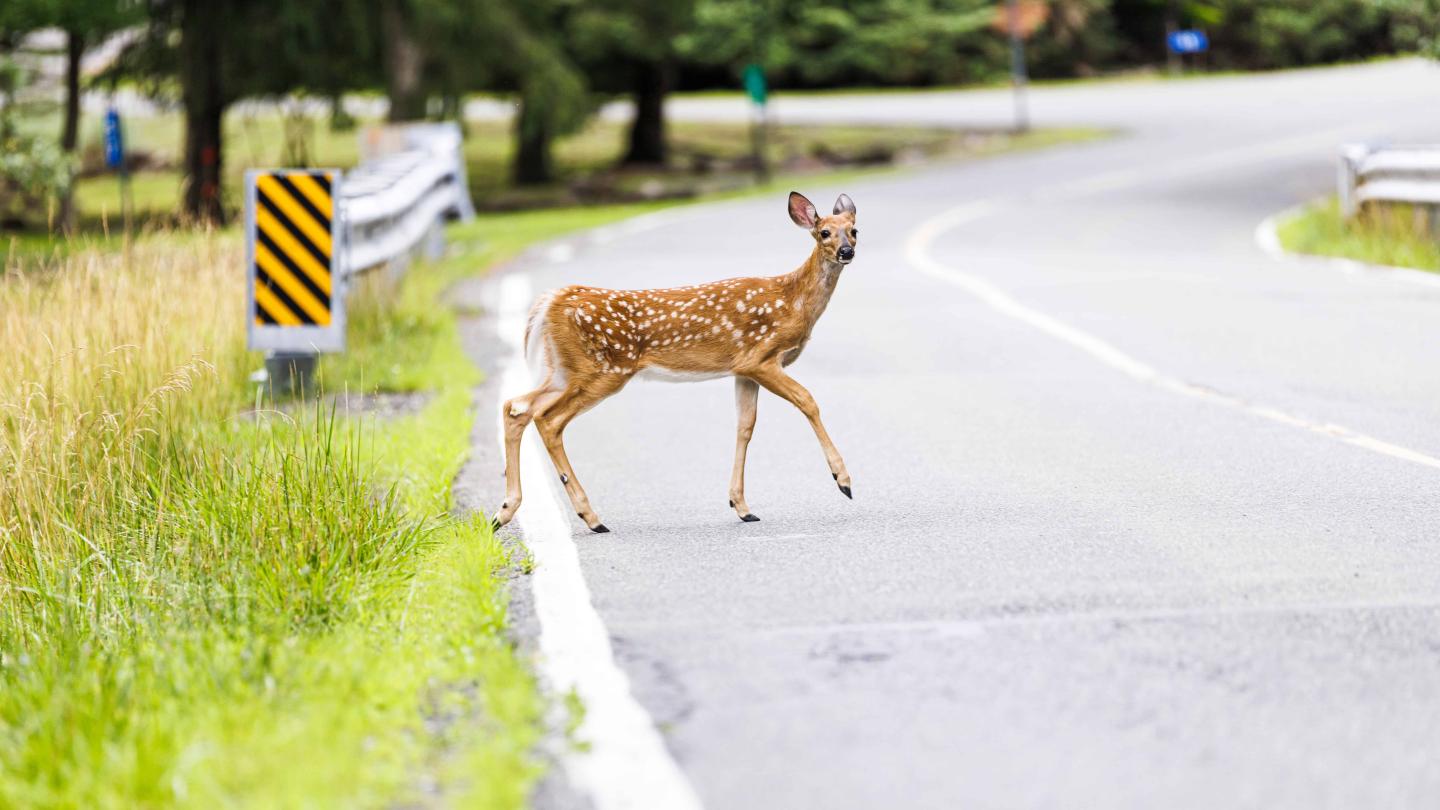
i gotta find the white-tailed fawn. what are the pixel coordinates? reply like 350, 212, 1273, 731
496, 191, 859, 532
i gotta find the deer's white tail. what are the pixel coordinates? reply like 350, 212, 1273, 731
522, 289, 562, 390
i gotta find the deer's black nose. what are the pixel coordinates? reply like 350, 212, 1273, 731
838, 246, 855, 260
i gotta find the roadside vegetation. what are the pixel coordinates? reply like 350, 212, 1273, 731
0, 215, 557, 806
1276, 198, 1440, 273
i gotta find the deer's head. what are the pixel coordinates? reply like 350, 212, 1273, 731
789, 191, 858, 266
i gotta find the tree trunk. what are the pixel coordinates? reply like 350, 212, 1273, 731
57, 29, 84, 233
622, 60, 669, 167
381, 0, 426, 122
61, 30, 83, 152
181, 0, 226, 224
512, 95, 553, 186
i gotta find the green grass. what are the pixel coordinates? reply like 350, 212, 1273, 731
1276, 197, 1440, 273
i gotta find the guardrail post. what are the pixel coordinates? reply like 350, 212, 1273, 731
1338, 144, 1366, 220
425, 219, 445, 260
265, 351, 318, 396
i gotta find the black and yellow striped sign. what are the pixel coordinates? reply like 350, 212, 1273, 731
249, 170, 336, 327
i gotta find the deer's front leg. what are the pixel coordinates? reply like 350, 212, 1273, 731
730, 377, 761, 522
747, 363, 852, 500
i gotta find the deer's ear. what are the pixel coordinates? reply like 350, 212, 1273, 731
788, 191, 818, 230
833, 193, 856, 216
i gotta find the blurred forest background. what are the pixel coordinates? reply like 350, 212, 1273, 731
1, 0, 1438, 230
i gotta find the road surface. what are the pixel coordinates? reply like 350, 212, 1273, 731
459, 60, 1440, 809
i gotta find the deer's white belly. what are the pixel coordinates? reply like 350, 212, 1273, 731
635, 365, 731, 383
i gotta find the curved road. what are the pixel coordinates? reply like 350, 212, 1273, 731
463, 60, 1440, 809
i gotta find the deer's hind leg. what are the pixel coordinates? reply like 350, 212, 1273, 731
495, 383, 566, 529
532, 372, 630, 533
729, 377, 761, 522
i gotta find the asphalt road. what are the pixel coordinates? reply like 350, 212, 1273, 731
462, 60, 1440, 809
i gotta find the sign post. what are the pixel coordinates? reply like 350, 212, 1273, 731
103, 107, 131, 232
991, 1, 1048, 135
743, 63, 769, 183
245, 169, 344, 394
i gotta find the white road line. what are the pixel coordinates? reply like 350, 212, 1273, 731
495, 273, 704, 810
906, 201, 1440, 472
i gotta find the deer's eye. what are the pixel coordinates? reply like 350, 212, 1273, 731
820, 229, 831, 238
851, 229, 858, 237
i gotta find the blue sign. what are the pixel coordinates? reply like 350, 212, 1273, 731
1167, 30, 1209, 55
103, 108, 124, 169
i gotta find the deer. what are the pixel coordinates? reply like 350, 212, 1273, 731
495, 191, 859, 533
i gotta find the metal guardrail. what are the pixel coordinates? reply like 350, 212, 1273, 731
246, 121, 474, 391
344, 122, 475, 274
1338, 143, 1440, 218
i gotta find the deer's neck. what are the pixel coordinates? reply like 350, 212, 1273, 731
787, 249, 846, 329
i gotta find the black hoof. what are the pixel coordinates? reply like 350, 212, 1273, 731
740, 513, 760, 522
591, 523, 610, 534
489, 517, 502, 532
838, 484, 852, 499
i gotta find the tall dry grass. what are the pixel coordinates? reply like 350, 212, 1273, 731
1, 237, 244, 556
0, 235, 432, 805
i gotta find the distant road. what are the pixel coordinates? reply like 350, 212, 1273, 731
470, 59, 1440, 809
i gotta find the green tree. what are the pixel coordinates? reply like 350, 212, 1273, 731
120, 0, 378, 222
366, 0, 589, 185
0, 1, 137, 230
507, 0, 591, 186
569, 0, 697, 166
682, 0, 999, 89
52, 1, 144, 153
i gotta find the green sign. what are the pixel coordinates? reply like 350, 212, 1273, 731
743, 63, 767, 105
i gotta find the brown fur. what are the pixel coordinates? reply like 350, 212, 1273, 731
496, 191, 859, 531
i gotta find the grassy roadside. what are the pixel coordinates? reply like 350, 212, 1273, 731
1276, 197, 1440, 273
0, 229, 542, 806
